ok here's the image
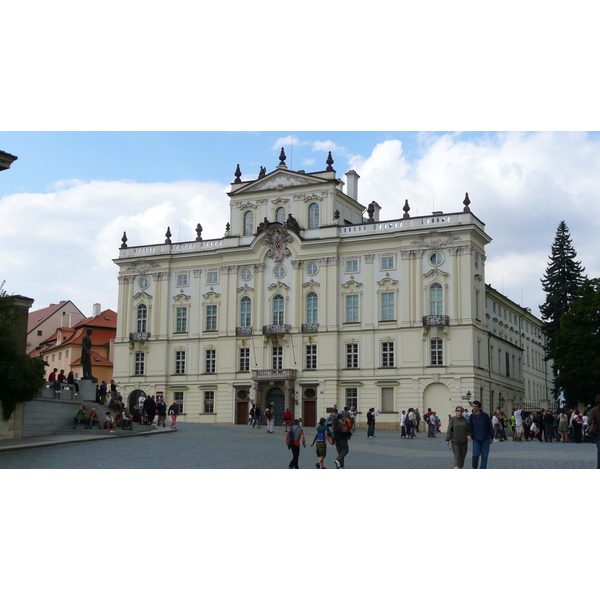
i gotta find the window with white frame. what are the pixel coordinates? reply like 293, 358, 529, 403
345, 387, 358, 410
275, 206, 286, 222
205, 348, 216, 373
346, 343, 359, 368
345, 259, 359, 273
272, 294, 284, 325
430, 283, 443, 316
381, 256, 395, 270
382, 341, 395, 367
272, 346, 283, 370
239, 347, 250, 372
134, 352, 145, 375
240, 296, 252, 327
175, 350, 186, 374
243, 211, 254, 236
308, 202, 320, 229
206, 304, 217, 331
381, 387, 394, 412
430, 339, 443, 366
380, 292, 395, 321
345, 295, 359, 323
176, 273, 189, 287
305, 344, 317, 369
204, 391, 215, 413
137, 303, 147, 333
306, 291, 318, 324
173, 391, 184, 413
206, 271, 218, 284
175, 307, 187, 332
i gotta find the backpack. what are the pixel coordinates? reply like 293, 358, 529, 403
265, 408, 271, 419
286, 426, 297, 449
338, 416, 353, 439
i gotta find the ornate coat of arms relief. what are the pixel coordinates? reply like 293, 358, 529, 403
263, 223, 293, 264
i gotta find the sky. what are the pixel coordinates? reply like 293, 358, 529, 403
2, 130, 600, 319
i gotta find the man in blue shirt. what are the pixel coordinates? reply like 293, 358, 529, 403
470, 400, 495, 469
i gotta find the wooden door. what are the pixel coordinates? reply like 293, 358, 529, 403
303, 400, 316, 428
236, 401, 249, 425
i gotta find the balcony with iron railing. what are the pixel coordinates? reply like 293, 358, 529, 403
236, 327, 253, 336
130, 332, 152, 341
263, 324, 292, 335
252, 369, 297, 381
422, 315, 450, 327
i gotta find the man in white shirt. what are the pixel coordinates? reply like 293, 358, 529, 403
514, 403, 525, 442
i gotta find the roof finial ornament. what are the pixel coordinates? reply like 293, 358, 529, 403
165, 227, 172, 244
195, 223, 203, 242
279, 147, 287, 166
120, 231, 128, 249
326, 151, 334, 172
234, 164, 242, 184
402, 199, 411, 219
463, 192, 471, 213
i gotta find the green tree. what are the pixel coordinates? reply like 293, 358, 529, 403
553, 278, 600, 407
0, 293, 47, 420
539, 221, 586, 397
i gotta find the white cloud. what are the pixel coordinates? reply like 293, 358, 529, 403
271, 135, 310, 150
311, 140, 346, 153
1, 179, 228, 314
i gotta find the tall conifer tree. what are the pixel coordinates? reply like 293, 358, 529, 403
539, 221, 586, 397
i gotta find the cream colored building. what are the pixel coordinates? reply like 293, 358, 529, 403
112, 150, 552, 429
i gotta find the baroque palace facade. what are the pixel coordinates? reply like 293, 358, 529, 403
112, 150, 551, 428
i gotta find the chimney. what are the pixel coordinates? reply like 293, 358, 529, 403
93, 303, 101, 317
345, 170, 360, 201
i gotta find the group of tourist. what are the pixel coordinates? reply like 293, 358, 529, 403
136, 392, 179, 429
278, 395, 600, 469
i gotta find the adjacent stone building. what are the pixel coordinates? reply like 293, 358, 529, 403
112, 149, 551, 428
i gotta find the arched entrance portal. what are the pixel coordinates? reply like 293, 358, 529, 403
266, 387, 285, 426
128, 389, 145, 412
423, 383, 452, 432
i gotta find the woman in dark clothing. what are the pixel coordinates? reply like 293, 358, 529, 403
144, 395, 156, 425
572, 410, 583, 443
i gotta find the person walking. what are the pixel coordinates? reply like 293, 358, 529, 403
513, 403, 525, 441
406, 408, 417, 439
254, 404, 261, 429
168, 400, 179, 429
349, 406, 358, 431
469, 400, 495, 469
283, 408, 292, 432
286, 419, 306, 469
144, 395, 156, 425
249, 403, 255, 428
446, 406, 472, 469
332, 409, 351, 468
310, 417, 334, 469
572, 410, 583, 443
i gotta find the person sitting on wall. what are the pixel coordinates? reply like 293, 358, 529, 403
86, 407, 100, 429
73, 406, 86, 428
49, 368, 61, 395
67, 371, 79, 393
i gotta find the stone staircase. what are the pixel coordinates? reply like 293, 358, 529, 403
57, 402, 160, 436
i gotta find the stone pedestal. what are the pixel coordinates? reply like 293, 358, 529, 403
79, 379, 97, 403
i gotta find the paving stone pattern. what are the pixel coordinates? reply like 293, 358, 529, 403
1, 424, 598, 469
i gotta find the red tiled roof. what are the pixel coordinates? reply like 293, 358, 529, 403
27, 301, 84, 333
70, 350, 113, 367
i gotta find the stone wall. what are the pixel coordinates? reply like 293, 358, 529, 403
21, 386, 81, 438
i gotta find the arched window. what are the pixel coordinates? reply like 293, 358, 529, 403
306, 291, 318, 324
429, 283, 443, 316
308, 202, 320, 229
240, 296, 252, 327
273, 294, 285, 325
243, 211, 254, 236
275, 207, 286, 223
136, 304, 147, 333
